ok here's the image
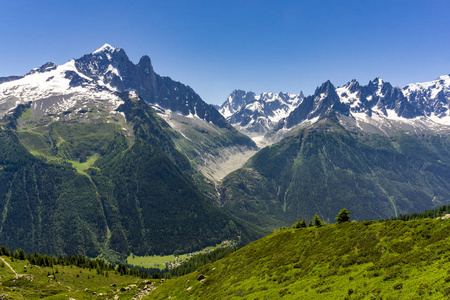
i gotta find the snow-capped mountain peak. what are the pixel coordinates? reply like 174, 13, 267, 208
0, 56, 124, 120
370, 77, 384, 86
219, 89, 256, 118
336, 82, 361, 106
401, 74, 450, 120
279, 75, 450, 132
92, 43, 119, 54
402, 74, 450, 98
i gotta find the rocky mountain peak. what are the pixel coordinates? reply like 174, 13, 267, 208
344, 79, 360, 93
369, 77, 383, 85
309, 80, 346, 119
26, 62, 57, 75
74, 46, 231, 128
138, 55, 153, 69
315, 80, 335, 95
219, 89, 257, 119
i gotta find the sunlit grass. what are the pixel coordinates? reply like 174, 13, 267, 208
127, 244, 225, 270
69, 154, 99, 174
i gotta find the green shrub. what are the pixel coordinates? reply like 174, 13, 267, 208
362, 220, 378, 226
393, 282, 403, 290
383, 266, 401, 281
443, 286, 450, 296
317, 286, 331, 293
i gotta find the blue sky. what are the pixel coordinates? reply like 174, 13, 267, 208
1, 0, 450, 105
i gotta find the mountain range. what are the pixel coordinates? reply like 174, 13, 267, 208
219, 75, 450, 146
0, 44, 449, 259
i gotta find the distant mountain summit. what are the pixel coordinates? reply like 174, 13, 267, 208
403, 75, 450, 120
282, 80, 349, 129
219, 89, 304, 145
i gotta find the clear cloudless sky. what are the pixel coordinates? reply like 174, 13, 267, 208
1, 0, 450, 105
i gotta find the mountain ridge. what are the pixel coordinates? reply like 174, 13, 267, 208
1, 43, 450, 261
0, 44, 231, 129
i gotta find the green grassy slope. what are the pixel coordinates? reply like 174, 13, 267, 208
0, 255, 156, 299
17, 121, 125, 164
219, 118, 450, 228
151, 218, 450, 299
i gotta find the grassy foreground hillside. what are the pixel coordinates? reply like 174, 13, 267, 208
0, 254, 157, 299
152, 218, 450, 299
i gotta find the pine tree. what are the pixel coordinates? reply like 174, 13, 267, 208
335, 208, 351, 224
313, 213, 323, 227
292, 219, 302, 229
300, 217, 307, 228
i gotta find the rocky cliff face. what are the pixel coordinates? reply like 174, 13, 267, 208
74, 44, 231, 128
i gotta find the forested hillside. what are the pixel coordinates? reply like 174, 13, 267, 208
0, 93, 263, 260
